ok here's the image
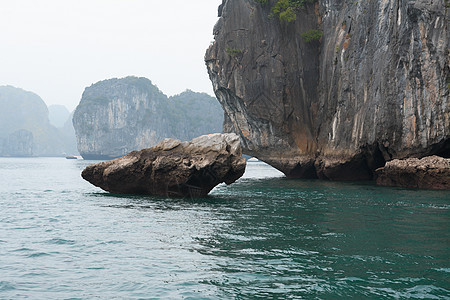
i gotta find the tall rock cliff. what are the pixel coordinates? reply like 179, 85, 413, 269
0, 129, 33, 157
168, 89, 225, 140
0, 86, 71, 157
59, 111, 79, 156
73, 77, 224, 159
205, 0, 449, 179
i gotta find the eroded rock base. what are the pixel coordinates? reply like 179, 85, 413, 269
82, 133, 246, 197
375, 156, 450, 190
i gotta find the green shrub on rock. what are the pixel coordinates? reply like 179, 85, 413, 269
259, 0, 317, 23
226, 48, 243, 57
300, 29, 323, 42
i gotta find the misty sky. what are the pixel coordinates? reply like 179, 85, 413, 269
0, 0, 222, 111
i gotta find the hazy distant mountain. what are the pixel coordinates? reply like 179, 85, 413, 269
73, 76, 224, 159
48, 105, 70, 128
60, 111, 79, 156
0, 129, 33, 157
168, 90, 224, 139
0, 85, 78, 156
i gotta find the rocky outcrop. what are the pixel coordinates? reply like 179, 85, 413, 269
73, 77, 224, 160
81, 133, 246, 197
205, 0, 449, 180
376, 156, 450, 189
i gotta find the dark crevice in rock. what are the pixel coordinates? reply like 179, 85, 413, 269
431, 138, 450, 158
286, 161, 318, 179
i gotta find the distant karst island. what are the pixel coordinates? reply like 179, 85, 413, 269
73, 76, 224, 160
0, 86, 77, 157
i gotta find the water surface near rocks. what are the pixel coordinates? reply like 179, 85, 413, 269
0, 158, 449, 299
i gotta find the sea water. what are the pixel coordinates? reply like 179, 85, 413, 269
0, 157, 449, 299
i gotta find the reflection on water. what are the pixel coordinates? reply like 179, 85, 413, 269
0, 158, 449, 298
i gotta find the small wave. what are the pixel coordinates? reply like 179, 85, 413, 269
434, 268, 450, 273
273, 248, 319, 256
46, 238, 76, 245
86, 266, 106, 270
350, 255, 393, 264
338, 277, 365, 282
102, 204, 136, 209
11, 226, 35, 230
395, 277, 425, 283
219, 233, 267, 242
27, 252, 51, 258
322, 232, 345, 237
404, 285, 450, 299
12, 247, 33, 252
24, 271, 49, 277
364, 284, 449, 299
421, 204, 450, 210
98, 240, 125, 245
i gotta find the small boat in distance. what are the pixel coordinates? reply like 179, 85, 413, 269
65, 155, 78, 160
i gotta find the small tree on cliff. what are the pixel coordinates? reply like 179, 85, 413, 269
256, 0, 317, 23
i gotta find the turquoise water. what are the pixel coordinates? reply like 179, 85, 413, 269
0, 157, 449, 299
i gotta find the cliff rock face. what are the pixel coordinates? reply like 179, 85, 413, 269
205, 0, 449, 179
0, 86, 72, 157
60, 111, 79, 156
0, 129, 33, 157
49, 105, 79, 155
73, 77, 224, 160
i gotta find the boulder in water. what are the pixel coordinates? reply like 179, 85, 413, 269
81, 133, 246, 197
375, 156, 450, 190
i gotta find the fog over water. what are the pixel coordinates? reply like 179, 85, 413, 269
0, 0, 222, 111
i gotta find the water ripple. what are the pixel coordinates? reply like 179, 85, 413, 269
27, 252, 51, 258
0, 281, 16, 292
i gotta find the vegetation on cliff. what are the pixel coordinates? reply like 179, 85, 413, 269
256, 0, 317, 22
300, 29, 323, 42
206, 0, 449, 180
254, 0, 322, 42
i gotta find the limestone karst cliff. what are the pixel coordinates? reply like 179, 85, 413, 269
0, 129, 33, 157
205, 0, 449, 179
72, 77, 224, 160
0, 86, 74, 157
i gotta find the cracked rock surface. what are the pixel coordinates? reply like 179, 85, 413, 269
81, 133, 246, 197
206, 0, 449, 180
376, 156, 450, 189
